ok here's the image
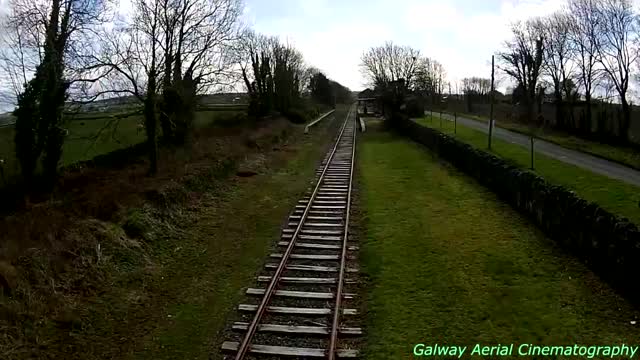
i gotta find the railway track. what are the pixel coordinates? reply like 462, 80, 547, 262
222, 106, 361, 359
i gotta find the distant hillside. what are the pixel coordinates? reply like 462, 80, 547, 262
72, 92, 249, 112
0, 113, 15, 128
199, 93, 248, 104
0, 93, 250, 124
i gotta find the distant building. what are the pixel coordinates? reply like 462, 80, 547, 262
357, 88, 379, 115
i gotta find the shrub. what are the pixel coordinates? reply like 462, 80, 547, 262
283, 108, 309, 124
122, 208, 154, 240
404, 96, 425, 118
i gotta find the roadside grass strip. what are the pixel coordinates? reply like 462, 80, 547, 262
358, 121, 640, 359
434, 110, 640, 171
416, 116, 640, 225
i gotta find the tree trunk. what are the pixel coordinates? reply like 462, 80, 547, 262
159, 42, 173, 141
584, 93, 592, 135
620, 97, 630, 143
174, 72, 196, 144
145, 76, 158, 175
524, 85, 536, 124
554, 87, 563, 130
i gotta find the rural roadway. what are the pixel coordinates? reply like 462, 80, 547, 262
434, 112, 640, 187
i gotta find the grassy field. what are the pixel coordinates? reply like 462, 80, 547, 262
121, 109, 342, 359
438, 110, 640, 170
359, 121, 640, 359
416, 116, 640, 225
0, 106, 345, 358
0, 110, 241, 182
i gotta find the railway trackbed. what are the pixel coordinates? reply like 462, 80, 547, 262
222, 105, 361, 359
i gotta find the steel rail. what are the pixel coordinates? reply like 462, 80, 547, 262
327, 105, 355, 360
234, 108, 353, 360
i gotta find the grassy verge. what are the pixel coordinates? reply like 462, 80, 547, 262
416, 116, 640, 225
359, 121, 640, 359
128, 115, 340, 360
72, 110, 340, 360
438, 110, 640, 170
0, 106, 346, 359
0, 110, 242, 181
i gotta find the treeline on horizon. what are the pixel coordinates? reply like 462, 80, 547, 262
360, 0, 640, 146
0, 0, 352, 194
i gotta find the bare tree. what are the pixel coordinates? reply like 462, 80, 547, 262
87, 0, 163, 173
235, 30, 275, 116
1, 0, 112, 105
235, 30, 308, 118
79, 0, 242, 171
272, 40, 304, 112
461, 77, 491, 96
430, 60, 447, 97
594, 0, 639, 141
461, 77, 491, 112
0, 19, 38, 103
2, 0, 110, 188
414, 57, 437, 100
541, 12, 576, 129
498, 20, 545, 123
360, 41, 421, 91
157, 0, 242, 143
567, 0, 602, 133
299, 65, 318, 95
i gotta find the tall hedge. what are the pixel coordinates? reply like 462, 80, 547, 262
396, 118, 640, 302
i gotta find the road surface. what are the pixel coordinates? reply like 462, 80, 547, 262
432, 112, 640, 187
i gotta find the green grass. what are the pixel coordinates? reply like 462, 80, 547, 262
0, 110, 242, 182
0, 105, 344, 358
359, 121, 640, 359
120, 108, 344, 360
441, 110, 640, 170
416, 116, 640, 225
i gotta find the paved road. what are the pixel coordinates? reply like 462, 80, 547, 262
432, 112, 640, 187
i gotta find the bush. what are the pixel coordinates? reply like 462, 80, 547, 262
122, 208, 155, 240
283, 108, 309, 124
396, 119, 640, 303
404, 96, 425, 118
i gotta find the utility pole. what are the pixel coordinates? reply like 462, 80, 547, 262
454, 112, 457, 134
530, 137, 535, 170
488, 55, 495, 150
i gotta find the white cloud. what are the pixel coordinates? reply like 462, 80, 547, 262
394, 0, 565, 91
0, 0, 8, 16
405, 1, 461, 31
246, 0, 571, 91
3, 0, 639, 104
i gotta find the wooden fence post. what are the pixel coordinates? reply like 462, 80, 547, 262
488, 55, 495, 150
530, 137, 535, 170
454, 112, 457, 134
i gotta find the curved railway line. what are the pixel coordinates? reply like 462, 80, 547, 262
222, 105, 361, 358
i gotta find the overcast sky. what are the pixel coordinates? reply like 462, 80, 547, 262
243, 0, 567, 92
2, 0, 640, 112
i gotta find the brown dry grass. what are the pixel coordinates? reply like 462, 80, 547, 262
0, 116, 298, 358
